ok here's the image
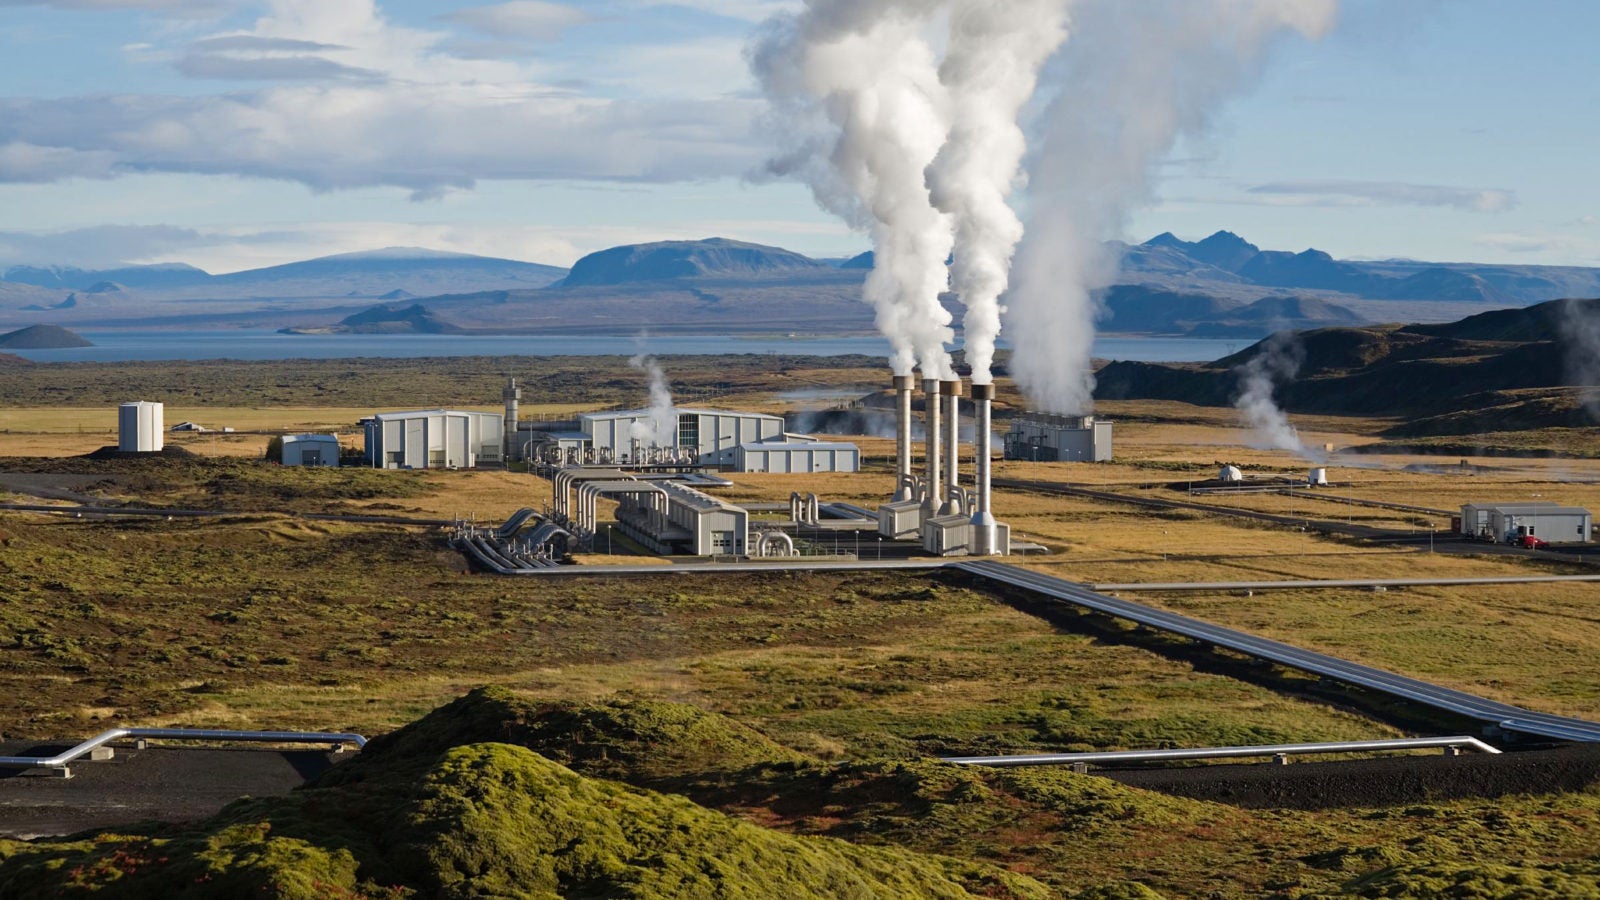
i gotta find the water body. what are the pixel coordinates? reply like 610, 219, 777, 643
8, 330, 1247, 364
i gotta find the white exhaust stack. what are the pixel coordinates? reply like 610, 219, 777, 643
922, 377, 942, 518
893, 374, 915, 501
939, 379, 961, 515
971, 383, 997, 555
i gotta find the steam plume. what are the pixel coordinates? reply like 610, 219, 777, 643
1558, 298, 1600, 420
751, 0, 957, 378
628, 349, 677, 448
1007, 0, 1339, 414
1234, 330, 1322, 461
925, 0, 1070, 385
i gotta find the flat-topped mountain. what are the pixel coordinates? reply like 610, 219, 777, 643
281, 302, 465, 335
0, 323, 93, 348
559, 238, 828, 287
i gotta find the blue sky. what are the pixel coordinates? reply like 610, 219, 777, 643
0, 0, 1596, 273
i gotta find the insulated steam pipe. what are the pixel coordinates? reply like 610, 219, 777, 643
971, 383, 996, 555
939, 380, 961, 516
893, 375, 915, 501
922, 377, 941, 518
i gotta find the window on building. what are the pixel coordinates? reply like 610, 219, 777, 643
677, 416, 698, 450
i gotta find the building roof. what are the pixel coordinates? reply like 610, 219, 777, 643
372, 409, 502, 421
1466, 502, 1591, 516
660, 481, 740, 513
738, 440, 860, 452
283, 433, 339, 444
580, 408, 782, 423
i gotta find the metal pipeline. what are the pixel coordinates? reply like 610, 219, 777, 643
943, 735, 1501, 768
0, 727, 368, 776
971, 383, 996, 554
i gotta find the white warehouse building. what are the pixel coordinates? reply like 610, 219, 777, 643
735, 437, 860, 474
282, 433, 341, 467
118, 401, 164, 453
363, 410, 504, 469
1459, 502, 1593, 545
579, 408, 783, 468
1004, 413, 1113, 462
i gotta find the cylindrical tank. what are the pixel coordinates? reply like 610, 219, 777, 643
1308, 467, 1329, 486
1219, 465, 1243, 483
118, 401, 164, 453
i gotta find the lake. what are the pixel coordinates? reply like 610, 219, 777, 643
6, 330, 1250, 364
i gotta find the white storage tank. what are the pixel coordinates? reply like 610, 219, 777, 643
118, 401, 164, 453
1308, 467, 1329, 486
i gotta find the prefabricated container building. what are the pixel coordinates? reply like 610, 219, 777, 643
282, 433, 341, 467
364, 410, 505, 469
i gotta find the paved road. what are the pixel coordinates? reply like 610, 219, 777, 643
958, 559, 1600, 743
1092, 574, 1600, 592
0, 744, 342, 839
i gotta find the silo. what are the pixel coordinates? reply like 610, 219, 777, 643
118, 401, 164, 453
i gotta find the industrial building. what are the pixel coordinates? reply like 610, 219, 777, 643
733, 437, 860, 473
118, 401, 164, 453
363, 410, 505, 469
578, 408, 783, 467
1004, 413, 1113, 462
552, 469, 748, 556
281, 434, 341, 467
1459, 502, 1593, 544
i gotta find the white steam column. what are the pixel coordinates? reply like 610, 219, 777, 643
939, 379, 961, 515
971, 383, 997, 555
922, 377, 942, 519
893, 375, 915, 501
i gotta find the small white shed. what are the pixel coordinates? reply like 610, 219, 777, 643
282, 434, 341, 467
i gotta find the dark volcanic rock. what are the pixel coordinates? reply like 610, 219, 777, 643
0, 323, 93, 349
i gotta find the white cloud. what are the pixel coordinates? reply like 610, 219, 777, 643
0, 0, 230, 15
0, 0, 762, 196
443, 1, 589, 41
1246, 180, 1517, 212
1473, 232, 1600, 264
0, 142, 118, 182
621, 0, 799, 23
0, 224, 205, 268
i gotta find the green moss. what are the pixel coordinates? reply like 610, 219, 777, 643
1331, 858, 1600, 898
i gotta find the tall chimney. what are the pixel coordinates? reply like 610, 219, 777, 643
939, 379, 961, 515
922, 377, 941, 519
893, 374, 915, 501
503, 376, 521, 460
971, 383, 997, 555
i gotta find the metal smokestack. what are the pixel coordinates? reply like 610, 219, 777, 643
922, 377, 941, 518
939, 379, 961, 515
971, 383, 997, 555
893, 374, 915, 501
503, 376, 521, 460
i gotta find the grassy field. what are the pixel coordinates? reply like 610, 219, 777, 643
5, 363, 1600, 896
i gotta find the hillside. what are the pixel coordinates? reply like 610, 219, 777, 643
1093, 296, 1600, 436
0, 323, 92, 348
281, 302, 466, 335
560, 237, 827, 286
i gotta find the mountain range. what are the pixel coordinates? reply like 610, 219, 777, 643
1, 232, 1597, 337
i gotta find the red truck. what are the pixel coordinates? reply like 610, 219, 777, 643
1516, 535, 1550, 550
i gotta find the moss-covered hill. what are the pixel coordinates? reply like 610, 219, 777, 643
0, 689, 1050, 900
4, 688, 1600, 899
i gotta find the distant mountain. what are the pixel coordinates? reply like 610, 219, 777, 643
281, 302, 466, 335
1100, 286, 1362, 336
0, 323, 93, 348
1121, 230, 1591, 305
839, 251, 875, 270
560, 238, 828, 287
3, 262, 209, 291
1093, 296, 1600, 436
